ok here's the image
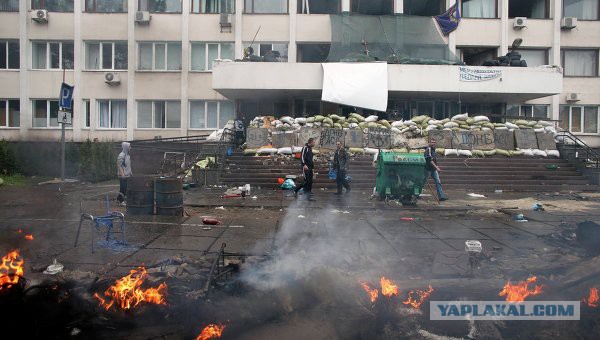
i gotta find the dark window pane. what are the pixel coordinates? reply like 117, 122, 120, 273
8, 100, 20, 127
62, 42, 74, 69
571, 107, 582, 132
0, 100, 6, 126
147, 0, 181, 13
0, 0, 19, 11
0, 42, 6, 69
102, 43, 113, 69
509, 0, 548, 19
559, 106, 569, 130
8, 41, 19, 69
154, 102, 165, 128
298, 0, 340, 14
50, 43, 60, 69
403, 0, 444, 16
352, 0, 393, 15
584, 106, 598, 133
114, 42, 128, 69
49, 101, 59, 127
35, 0, 74, 12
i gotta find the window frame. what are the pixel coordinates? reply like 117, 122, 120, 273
190, 42, 234, 71
85, 41, 128, 71
297, 0, 341, 14
31, 0, 74, 12
244, 0, 288, 14
242, 42, 289, 61
31, 99, 69, 129
511, 48, 549, 67
460, 0, 499, 19
0, 0, 19, 12
0, 99, 20, 128
84, 0, 128, 13
562, 0, 600, 20
137, 100, 181, 129
191, 0, 235, 13
561, 49, 600, 77
189, 100, 235, 130
137, 41, 182, 71
561, 105, 600, 134
83, 99, 91, 129
0, 40, 19, 70
31, 41, 74, 70
138, 0, 182, 13
508, 0, 550, 19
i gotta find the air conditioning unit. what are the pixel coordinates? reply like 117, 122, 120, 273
567, 93, 580, 102
135, 11, 151, 24
104, 72, 121, 85
32, 9, 48, 23
561, 17, 577, 29
220, 13, 232, 32
513, 17, 527, 29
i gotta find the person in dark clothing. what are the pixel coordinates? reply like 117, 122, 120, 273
294, 138, 316, 201
424, 139, 447, 201
333, 141, 351, 195
116, 142, 132, 205
234, 119, 245, 148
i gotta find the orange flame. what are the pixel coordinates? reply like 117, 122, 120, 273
403, 285, 434, 309
361, 282, 379, 303
94, 267, 167, 310
196, 324, 225, 340
0, 250, 24, 290
380, 276, 399, 297
583, 287, 599, 308
499, 276, 543, 302
24, 235, 34, 241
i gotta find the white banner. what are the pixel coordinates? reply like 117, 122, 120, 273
459, 66, 502, 82
321, 62, 388, 112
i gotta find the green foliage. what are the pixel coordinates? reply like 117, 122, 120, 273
0, 139, 21, 176
77, 140, 118, 183
0, 174, 26, 187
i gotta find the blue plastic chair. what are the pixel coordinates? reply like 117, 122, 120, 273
74, 193, 126, 253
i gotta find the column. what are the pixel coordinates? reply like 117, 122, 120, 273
181, 0, 190, 135
19, 0, 28, 140
446, 0, 456, 54
235, 0, 243, 59
127, 0, 136, 140
288, 0, 297, 63
73, 0, 82, 141
500, 0, 509, 55
341, 0, 350, 13
550, 0, 562, 121
394, 0, 403, 14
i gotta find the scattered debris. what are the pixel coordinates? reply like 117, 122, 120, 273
215, 206, 226, 210
467, 193, 486, 198
70, 328, 81, 336
251, 196, 258, 200
532, 203, 545, 211
297, 215, 305, 219
494, 189, 503, 194
43, 259, 64, 275
202, 227, 212, 231
514, 214, 528, 222
202, 217, 221, 225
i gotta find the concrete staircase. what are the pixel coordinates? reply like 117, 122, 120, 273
221, 152, 598, 192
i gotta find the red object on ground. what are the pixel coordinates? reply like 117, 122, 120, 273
202, 218, 221, 225
294, 153, 301, 159
277, 178, 285, 184
400, 217, 415, 221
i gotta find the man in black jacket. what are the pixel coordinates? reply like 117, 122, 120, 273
294, 138, 316, 201
333, 141, 351, 195
424, 139, 447, 201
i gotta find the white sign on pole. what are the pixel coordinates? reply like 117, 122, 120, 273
58, 110, 72, 125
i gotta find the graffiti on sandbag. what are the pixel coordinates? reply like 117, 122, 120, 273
451, 131, 495, 150
368, 127, 391, 149
320, 128, 345, 149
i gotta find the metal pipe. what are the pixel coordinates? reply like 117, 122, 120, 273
204, 243, 227, 294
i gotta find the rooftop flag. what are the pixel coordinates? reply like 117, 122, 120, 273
435, 2, 461, 36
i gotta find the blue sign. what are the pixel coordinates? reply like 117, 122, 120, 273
59, 82, 74, 110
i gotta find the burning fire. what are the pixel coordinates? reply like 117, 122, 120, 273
380, 276, 399, 297
94, 267, 167, 310
499, 276, 543, 302
403, 285, 434, 309
24, 234, 34, 241
361, 282, 379, 303
583, 287, 599, 308
0, 250, 24, 291
196, 324, 225, 340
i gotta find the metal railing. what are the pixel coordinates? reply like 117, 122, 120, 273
214, 128, 236, 177
555, 131, 600, 169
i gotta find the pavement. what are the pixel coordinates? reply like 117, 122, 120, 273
1, 179, 600, 338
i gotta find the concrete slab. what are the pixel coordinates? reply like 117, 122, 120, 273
146, 235, 217, 251
432, 251, 470, 277
119, 249, 207, 266
211, 237, 273, 254
57, 245, 128, 265
441, 239, 519, 256
457, 219, 512, 229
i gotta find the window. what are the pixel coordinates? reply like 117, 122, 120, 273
515, 49, 547, 67
85, 42, 127, 70
98, 100, 127, 128
85, 0, 127, 12
138, 42, 181, 70
191, 42, 234, 71
244, 0, 287, 14
243, 43, 288, 61
560, 105, 600, 133
139, 0, 181, 13
563, 0, 599, 20
509, 0, 548, 19
351, 0, 392, 15
190, 101, 234, 129
0, 0, 19, 11
297, 0, 339, 14
403, 0, 444, 16
459, 47, 497, 66
83, 100, 90, 128
461, 0, 497, 18
506, 104, 548, 118
32, 41, 74, 70
562, 50, 599, 77
191, 0, 234, 13
32, 100, 60, 128
138, 101, 181, 128
0, 40, 19, 69
31, 0, 74, 12
297, 43, 330, 62
0, 100, 19, 128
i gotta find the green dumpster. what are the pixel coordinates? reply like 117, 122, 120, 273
376, 152, 426, 205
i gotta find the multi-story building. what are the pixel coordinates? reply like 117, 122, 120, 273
0, 1, 599, 145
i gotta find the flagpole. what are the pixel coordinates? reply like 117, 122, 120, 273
61, 68, 65, 181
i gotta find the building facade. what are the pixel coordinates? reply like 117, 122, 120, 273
0, 0, 599, 145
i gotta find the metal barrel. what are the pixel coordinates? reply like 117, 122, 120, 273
126, 176, 155, 215
155, 177, 183, 216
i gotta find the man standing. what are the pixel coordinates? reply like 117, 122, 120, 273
333, 141, 351, 195
294, 138, 315, 201
424, 139, 448, 201
116, 142, 132, 206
